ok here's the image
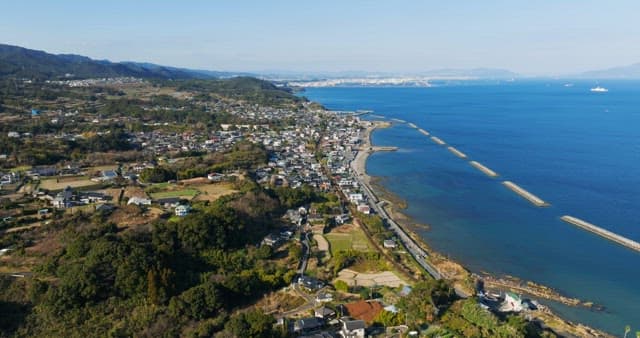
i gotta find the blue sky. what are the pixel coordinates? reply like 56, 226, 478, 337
1, 1, 639, 75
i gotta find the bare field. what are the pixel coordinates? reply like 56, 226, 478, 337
193, 183, 238, 202
335, 269, 406, 288
109, 206, 164, 228
39, 176, 96, 191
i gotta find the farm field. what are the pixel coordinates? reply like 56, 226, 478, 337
325, 223, 372, 255
193, 182, 238, 201
39, 176, 98, 191
149, 189, 199, 200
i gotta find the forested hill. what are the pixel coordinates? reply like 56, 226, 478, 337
0, 44, 241, 80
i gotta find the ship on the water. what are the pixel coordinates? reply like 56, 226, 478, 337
590, 86, 608, 92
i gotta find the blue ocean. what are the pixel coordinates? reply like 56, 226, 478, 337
303, 81, 640, 335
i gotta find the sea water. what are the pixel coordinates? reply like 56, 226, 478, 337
304, 81, 640, 335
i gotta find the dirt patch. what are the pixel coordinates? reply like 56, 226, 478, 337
193, 183, 238, 202
179, 177, 209, 185
255, 289, 306, 315
39, 176, 96, 191
332, 223, 357, 233
26, 231, 63, 255
433, 258, 468, 280
314, 234, 329, 252
335, 269, 407, 288
108, 206, 164, 228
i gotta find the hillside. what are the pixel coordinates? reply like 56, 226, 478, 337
577, 62, 640, 79
0, 44, 213, 80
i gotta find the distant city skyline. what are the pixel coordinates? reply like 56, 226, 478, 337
1, 1, 639, 76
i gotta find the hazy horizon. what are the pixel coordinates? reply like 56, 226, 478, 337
2, 1, 640, 76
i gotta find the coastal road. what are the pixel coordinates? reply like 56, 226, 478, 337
351, 161, 441, 280
350, 152, 470, 298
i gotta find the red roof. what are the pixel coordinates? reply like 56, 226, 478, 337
344, 300, 383, 323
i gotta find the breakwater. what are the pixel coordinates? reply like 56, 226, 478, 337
561, 216, 640, 253
418, 128, 430, 136
469, 161, 499, 177
447, 146, 468, 159
392, 118, 406, 123
502, 181, 549, 207
370, 146, 399, 152
408, 122, 417, 128
430, 136, 446, 145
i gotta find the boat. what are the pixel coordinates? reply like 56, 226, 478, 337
590, 86, 608, 92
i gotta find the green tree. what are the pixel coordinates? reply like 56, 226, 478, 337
288, 244, 303, 261
397, 279, 456, 325
374, 310, 404, 327
169, 282, 222, 320
223, 309, 279, 338
334, 280, 349, 292
147, 270, 159, 304
139, 166, 176, 183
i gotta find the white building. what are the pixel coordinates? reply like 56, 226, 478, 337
339, 319, 365, 338
175, 205, 190, 217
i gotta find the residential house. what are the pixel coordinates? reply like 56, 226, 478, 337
79, 191, 110, 204
348, 193, 363, 204
262, 233, 281, 247
335, 214, 350, 225
52, 186, 74, 209
0, 173, 17, 185
95, 204, 115, 214
501, 292, 524, 312
293, 317, 324, 334
207, 172, 225, 182
315, 306, 336, 320
298, 275, 324, 291
127, 197, 152, 206
338, 319, 365, 338
383, 239, 397, 249
356, 204, 370, 215
156, 197, 181, 208
316, 292, 334, 303
175, 205, 191, 217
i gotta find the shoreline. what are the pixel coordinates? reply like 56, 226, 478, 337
351, 119, 613, 338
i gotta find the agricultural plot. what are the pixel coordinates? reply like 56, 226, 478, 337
325, 223, 372, 255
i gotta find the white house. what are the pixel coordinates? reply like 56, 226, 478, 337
207, 172, 224, 182
383, 239, 397, 249
348, 193, 363, 204
175, 205, 191, 217
127, 197, 151, 206
357, 204, 371, 215
339, 319, 365, 338
501, 292, 524, 312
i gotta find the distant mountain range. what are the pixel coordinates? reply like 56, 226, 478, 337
0, 44, 248, 80
574, 63, 640, 79
2, 43, 640, 82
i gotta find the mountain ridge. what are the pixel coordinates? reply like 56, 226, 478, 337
575, 62, 640, 79
0, 44, 245, 80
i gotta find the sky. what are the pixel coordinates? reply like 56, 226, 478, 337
1, 1, 640, 76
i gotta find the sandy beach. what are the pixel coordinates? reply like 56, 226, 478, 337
352, 120, 391, 186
